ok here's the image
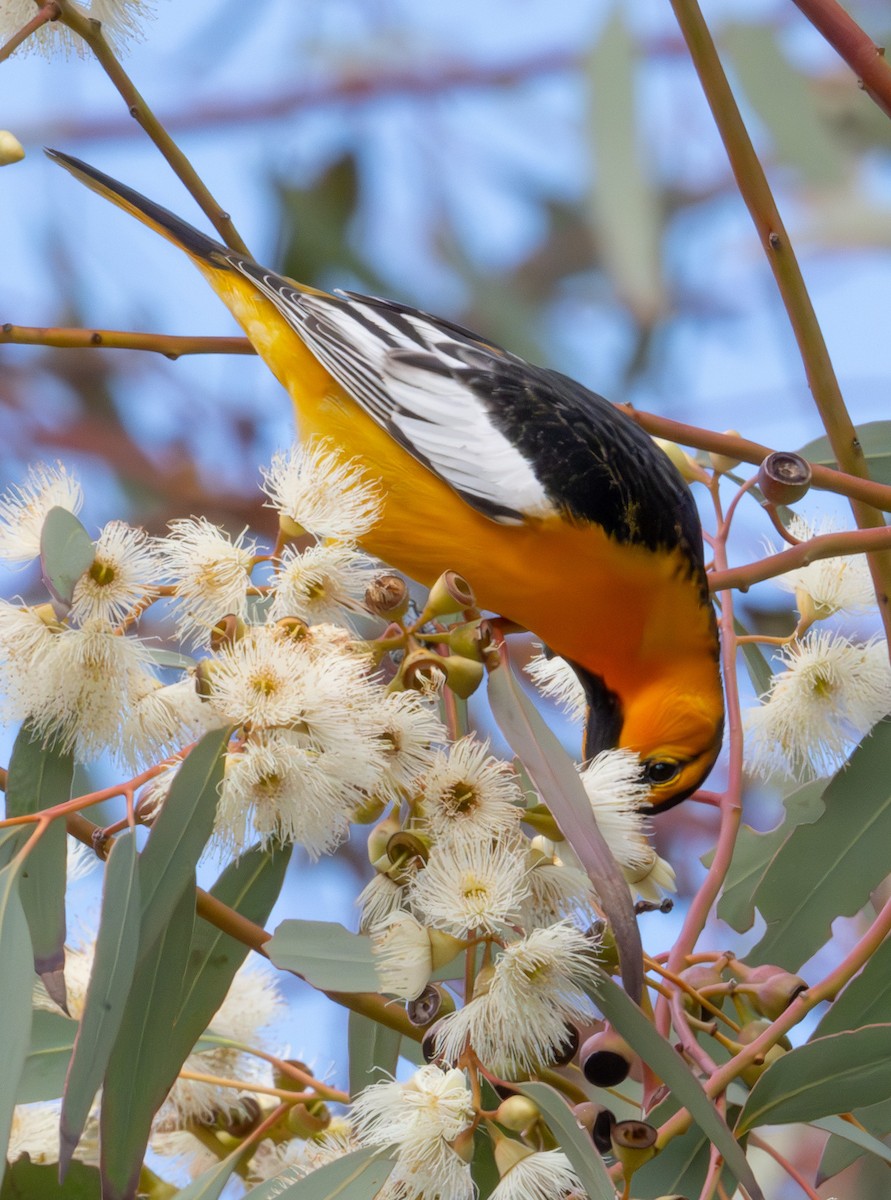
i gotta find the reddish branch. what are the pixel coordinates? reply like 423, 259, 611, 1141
792, 0, 891, 121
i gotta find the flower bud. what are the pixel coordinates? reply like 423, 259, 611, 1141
735, 1018, 790, 1087
492, 1130, 535, 1176
286, 1101, 330, 1137
418, 570, 476, 623
678, 962, 726, 1018
579, 1027, 639, 1087
737, 964, 807, 1020
194, 658, 215, 698
653, 438, 709, 485
708, 430, 742, 475
442, 653, 485, 699
445, 619, 492, 662
757, 451, 812, 505
351, 793, 386, 826
610, 1119, 657, 1175
0, 132, 25, 167
496, 1095, 541, 1133
365, 573, 410, 620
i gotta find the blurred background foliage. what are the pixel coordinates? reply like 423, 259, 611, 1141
3, 5, 891, 1190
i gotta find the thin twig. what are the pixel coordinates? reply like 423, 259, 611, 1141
669, 0, 891, 645
0, 324, 254, 359
710, 525, 891, 593
791, 0, 891, 121
53, 0, 250, 255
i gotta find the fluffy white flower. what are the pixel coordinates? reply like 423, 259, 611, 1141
774, 515, 876, 621
518, 843, 597, 930
161, 518, 256, 646
357, 873, 409, 933
26, 619, 157, 760
69, 520, 159, 627
370, 912, 433, 1000
8, 1101, 99, 1167
746, 632, 891, 779
419, 737, 523, 845
577, 748, 674, 897
526, 649, 587, 723
436, 922, 600, 1078
367, 691, 446, 804
120, 676, 225, 769
409, 837, 528, 937
0, 0, 155, 56
216, 730, 365, 858
247, 1123, 358, 1187
0, 461, 83, 564
352, 1065, 475, 1200
491, 1146, 582, 1200
261, 440, 382, 542
270, 542, 379, 625
0, 602, 59, 721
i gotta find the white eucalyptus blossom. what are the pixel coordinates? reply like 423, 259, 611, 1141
248, 1123, 358, 1188
261, 439, 382, 542
435, 922, 600, 1077
0, 601, 59, 721
69, 520, 159, 627
120, 676, 224, 769
161, 518, 256, 646
774, 515, 876, 621
370, 911, 434, 1000
8, 1101, 99, 1167
0, 461, 83, 564
490, 1146, 582, 1200
418, 736, 523, 845
0, 0, 155, 56
269, 542, 379, 625
216, 730, 365, 858
746, 632, 891, 779
367, 690, 446, 804
357, 872, 409, 933
351, 1065, 475, 1200
518, 843, 597, 930
525, 649, 587, 723
27, 619, 157, 760
409, 837, 528, 937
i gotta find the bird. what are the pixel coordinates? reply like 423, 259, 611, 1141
48, 149, 723, 814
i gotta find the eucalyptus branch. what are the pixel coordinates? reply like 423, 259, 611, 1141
52, 0, 250, 255
0, 323, 254, 359
709, 525, 891, 593
668, 0, 891, 645
619, 407, 891, 514
747, 1133, 823, 1200
0, 1, 58, 64
791, 0, 891, 122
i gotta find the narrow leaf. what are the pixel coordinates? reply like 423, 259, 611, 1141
100, 881, 195, 1200
0, 861, 35, 1193
17, 1009, 77, 1103
747, 723, 891, 969
266, 919, 379, 992
816, 1097, 891, 1183
60, 832, 141, 1177
138, 726, 229, 953
6, 722, 74, 1004
169, 841, 292, 1068
738, 1025, 891, 1134
516, 1081, 615, 1199
487, 654, 642, 1001
591, 970, 765, 1200
811, 1114, 891, 1169
169, 1142, 248, 1200
349, 1011, 401, 1096
246, 1147, 394, 1199
587, 5, 664, 322
716, 779, 825, 932
39, 505, 94, 617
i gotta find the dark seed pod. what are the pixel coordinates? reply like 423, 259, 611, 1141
406, 984, 445, 1027
757, 451, 812, 505
579, 1028, 638, 1087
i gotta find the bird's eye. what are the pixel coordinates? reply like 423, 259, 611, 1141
643, 759, 682, 786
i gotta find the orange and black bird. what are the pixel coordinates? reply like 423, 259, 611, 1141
49, 150, 723, 812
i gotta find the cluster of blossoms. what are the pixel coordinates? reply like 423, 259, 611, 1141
745, 513, 891, 780
0, 451, 676, 1195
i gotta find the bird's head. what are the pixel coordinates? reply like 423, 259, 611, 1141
580, 670, 724, 811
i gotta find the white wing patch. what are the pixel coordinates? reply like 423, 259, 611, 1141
226, 261, 555, 523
